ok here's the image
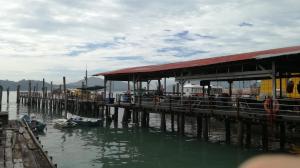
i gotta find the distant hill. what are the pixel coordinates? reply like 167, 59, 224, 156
67, 77, 128, 91
0, 77, 128, 91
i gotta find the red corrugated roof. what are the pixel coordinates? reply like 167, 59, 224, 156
94, 45, 300, 76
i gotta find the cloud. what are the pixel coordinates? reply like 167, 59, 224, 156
0, 0, 300, 83
157, 47, 208, 57
239, 22, 253, 27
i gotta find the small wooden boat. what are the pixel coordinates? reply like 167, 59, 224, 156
69, 117, 102, 127
20, 115, 46, 132
53, 119, 77, 129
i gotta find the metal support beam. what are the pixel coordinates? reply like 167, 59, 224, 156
228, 80, 233, 97
176, 70, 273, 81
272, 61, 276, 98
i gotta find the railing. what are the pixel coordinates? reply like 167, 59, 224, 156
114, 93, 300, 120
20, 91, 300, 120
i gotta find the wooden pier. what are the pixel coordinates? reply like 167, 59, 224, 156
0, 112, 56, 168
18, 88, 300, 151
13, 45, 300, 153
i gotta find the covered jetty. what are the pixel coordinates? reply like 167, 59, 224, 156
93, 45, 300, 151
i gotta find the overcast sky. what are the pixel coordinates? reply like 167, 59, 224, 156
0, 0, 299, 83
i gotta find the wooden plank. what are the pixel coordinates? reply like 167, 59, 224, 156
19, 132, 38, 168
5, 146, 13, 161
5, 161, 13, 168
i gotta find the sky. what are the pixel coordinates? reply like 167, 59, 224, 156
0, 0, 300, 84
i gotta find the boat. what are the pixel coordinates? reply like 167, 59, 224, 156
20, 114, 46, 132
69, 117, 102, 127
53, 119, 77, 129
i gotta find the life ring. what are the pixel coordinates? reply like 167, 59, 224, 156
263, 98, 280, 113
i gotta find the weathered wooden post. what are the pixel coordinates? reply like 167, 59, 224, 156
164, 77, 167, 95
197, 115, 202, 139
45, 87, 49, 109
280, 122, 286, 150
170, 96, 175, 132
179, 78, 186, 135
16, 85, 20, 104
28, 80, 32, 106
132, 76, 137, 123
203, 116, 209, 141
50, 81, 53, 110
102, 76, 107, 119
225, 118, 231, 144
0, 85, 2, 111
161, 109, 166, 132
262, 123, 268, 151
6, 87, 9, 104
42, 78, 45, 109
228, 80, 233, 97
63, 76, 67, 118
238, 121, 244, 147
236, 96, 244, 147
113, 107, 118, 123
245, 122, 251, 148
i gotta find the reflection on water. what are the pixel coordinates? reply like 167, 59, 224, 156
3, 92, 258, 168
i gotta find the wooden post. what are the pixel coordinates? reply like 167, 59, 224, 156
204, 116, 209, 141
0, 85, 2, 111
170, 97, 174, 132
43, 78, 45, 106
139, 81, 142, 106
245, 122, 251, 148
141, 110, 147, 128
180, 79, 185, 103
28, 80, 32, 106
122, 108, 129, 124
161, 110, 166, 132
197, 116, 202, 139
109, 80, 112, 99
164, 77, 167, 95
176, 112, 180, 134
113, 107, 118, 122
172, 85, 175, 94
262, 123, 268, 151
237, 120, 244, 147
280, 122, 286, 150
228, 80, 233, 97
132, 76, 137, 123
6, 87, 9, 104
104, 77, 107, 102
180, 112, 185, 135
147, 80, 150, 93
225, 118, 231, 144
16, 85, 20, 104
63, 76, 67, 118
50, 81, 53, 110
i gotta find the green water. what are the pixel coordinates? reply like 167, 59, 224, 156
39, 125, 257, 168
4, 92, 259, 168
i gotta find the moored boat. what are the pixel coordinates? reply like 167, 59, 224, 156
20, 114, 47, 132
69, 117, 102, 127
53, 119, 77, 129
